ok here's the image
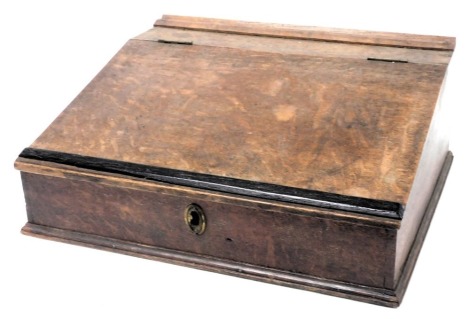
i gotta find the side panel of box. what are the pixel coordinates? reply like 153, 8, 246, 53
22, 172, 396, 289
395, 82, 449, 284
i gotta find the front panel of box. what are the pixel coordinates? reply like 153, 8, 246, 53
22, 172, 396, 289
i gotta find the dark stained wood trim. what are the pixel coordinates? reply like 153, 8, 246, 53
21, 223, 399, 307
154, 15, 456, 51
19, 147, 403, 219
14, 158, 402, 228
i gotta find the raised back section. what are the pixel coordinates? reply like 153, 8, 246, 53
155, 15, 456, 50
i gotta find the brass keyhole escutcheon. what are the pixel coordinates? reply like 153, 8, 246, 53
184, 204, 206, 235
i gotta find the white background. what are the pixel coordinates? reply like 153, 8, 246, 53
1, 1, 469, 317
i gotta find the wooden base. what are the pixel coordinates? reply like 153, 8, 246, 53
21, 152, 453, 307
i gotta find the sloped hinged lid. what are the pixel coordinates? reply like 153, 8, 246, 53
18, 15, 455, 220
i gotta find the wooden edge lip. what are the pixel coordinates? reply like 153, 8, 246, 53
153, 15, 456, 51
18, 147, 403, 220
21, 222, 400, 307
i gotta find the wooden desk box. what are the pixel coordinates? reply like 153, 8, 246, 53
15, 16, 455, 307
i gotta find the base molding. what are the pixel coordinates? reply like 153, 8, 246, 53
21, 152, 453, 307
21, 222, 399, 306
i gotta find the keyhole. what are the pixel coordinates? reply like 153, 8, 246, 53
189, 211, 200, 227
184, 204, 206, 235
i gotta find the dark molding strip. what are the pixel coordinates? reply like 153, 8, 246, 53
19, 147, 403, 219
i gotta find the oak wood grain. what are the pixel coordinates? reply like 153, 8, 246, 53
30, 38, 447, 205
